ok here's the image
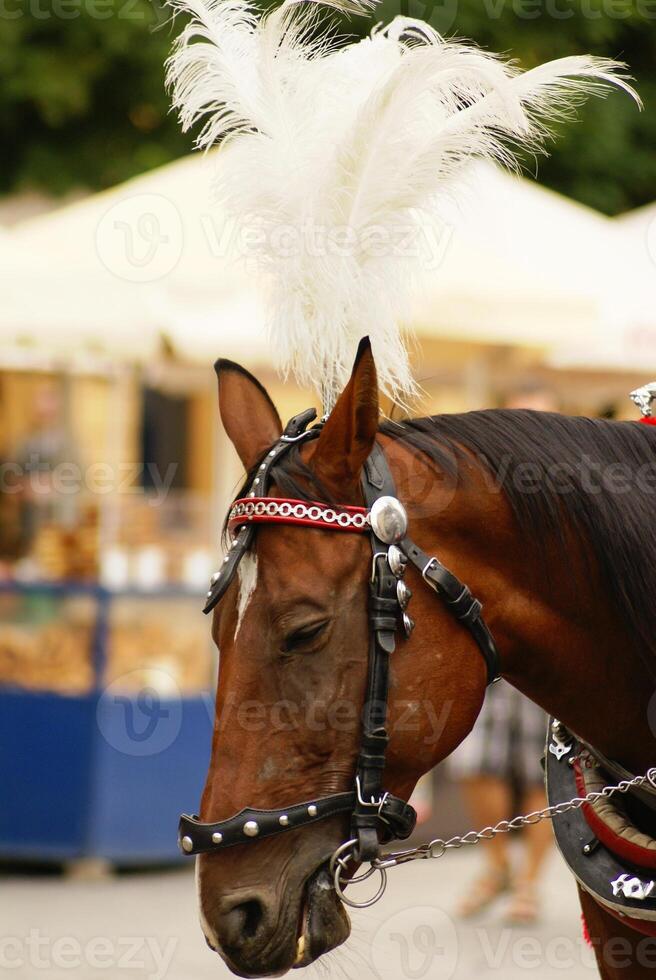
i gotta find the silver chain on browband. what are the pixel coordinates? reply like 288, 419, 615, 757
228, 499, 370, 530
330, 764, 656, 909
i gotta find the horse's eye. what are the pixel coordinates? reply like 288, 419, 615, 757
282, 621, 328, 653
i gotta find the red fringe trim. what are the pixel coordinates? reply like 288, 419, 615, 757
581, 913, 592, 946
640, 417, 656, 426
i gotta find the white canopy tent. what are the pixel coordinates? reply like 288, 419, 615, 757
442, 163, 656, 373
12, 153, 265, 367
605, 203, 656, 371
0, 229, 160, 368
11, 152, 615, 370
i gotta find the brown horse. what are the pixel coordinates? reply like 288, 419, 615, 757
195, 340, 656, 978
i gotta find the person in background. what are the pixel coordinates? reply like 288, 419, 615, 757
450, 383, 558, 925
14, 382, 77, 550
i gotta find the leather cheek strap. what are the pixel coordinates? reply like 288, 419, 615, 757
401, 537, 500, 685
351, 443, 416, 862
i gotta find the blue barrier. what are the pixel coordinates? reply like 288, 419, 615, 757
0, 583, 213, 863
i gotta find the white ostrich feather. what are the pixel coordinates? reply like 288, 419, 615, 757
166, 0, 639, 409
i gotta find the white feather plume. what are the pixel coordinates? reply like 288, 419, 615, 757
166, 0, 639, 409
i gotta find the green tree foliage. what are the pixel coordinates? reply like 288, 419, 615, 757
2, 0, 654, 212
377, 0, 656, 214
0, 0, 187, 195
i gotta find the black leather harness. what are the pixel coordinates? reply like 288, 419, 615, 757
178, 409, 499, 862
546, 719, 656, 927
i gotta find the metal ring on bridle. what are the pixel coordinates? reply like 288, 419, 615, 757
330, 839, 388, 909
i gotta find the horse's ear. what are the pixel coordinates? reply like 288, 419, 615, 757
310, 337, 379, 498
215, 360, 282, 470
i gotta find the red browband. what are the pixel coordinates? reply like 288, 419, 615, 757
228, 497, 370, 534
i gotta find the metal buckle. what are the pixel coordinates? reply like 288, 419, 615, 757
279, 430, 314, 443
355, 776, 390, 816
370, 551, 388, 583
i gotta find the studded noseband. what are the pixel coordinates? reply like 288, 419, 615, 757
178, 408, 500, 871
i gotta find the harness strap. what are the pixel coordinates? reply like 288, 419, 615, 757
402, 539, 501, 685
352, 442, 409, 862
203, 408, 320, 614
178, 790, 415, 855
184, 416, 501, 863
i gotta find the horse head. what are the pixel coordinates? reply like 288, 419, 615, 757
194, 341, 490, 977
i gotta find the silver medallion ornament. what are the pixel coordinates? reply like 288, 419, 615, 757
548, 720, 573, 762
611, 873, 655, 901
387, 545, 407, 578
396, 580, 412, 609
370, 497, 408, 544
630, 382, 656, 418
402, 613, 415, 637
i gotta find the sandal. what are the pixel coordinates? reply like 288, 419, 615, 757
505, 881, 540, 925
456, 868, 511, 918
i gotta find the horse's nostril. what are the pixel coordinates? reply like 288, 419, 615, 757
221, 897, 266, 945
239, 899, 265, 939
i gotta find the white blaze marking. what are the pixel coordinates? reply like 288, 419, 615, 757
235, 552, 258, 641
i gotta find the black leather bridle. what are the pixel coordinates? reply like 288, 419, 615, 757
178, 408, 500, 869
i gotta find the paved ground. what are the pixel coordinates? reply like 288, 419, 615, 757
1, 848, 597, 979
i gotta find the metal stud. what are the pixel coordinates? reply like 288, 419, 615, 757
211, 571, 220, 584
206, 590, 212, 598
268, 450, 276, 457
307, 805, 318, 818
402, 613, 415, 637
181, 836, 194, 853
259, 463, 266, 471
212, 832, 223, 844
370, 496, 408, 545
396, 579, 412, 609
243, 820, 260, 837
253, 478, 260, 487
387, 545, 407, 578
279, 814, 289, 827
223, 555, 229, 563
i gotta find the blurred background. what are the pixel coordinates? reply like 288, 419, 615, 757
1, 2, 655, 978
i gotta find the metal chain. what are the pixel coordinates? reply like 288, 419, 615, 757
373, 763, 656, 870
331, 761, 656, 908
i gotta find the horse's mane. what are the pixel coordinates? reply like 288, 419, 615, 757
231, 409, 656, 677
389, 410, 656, 679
